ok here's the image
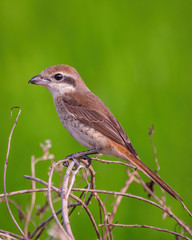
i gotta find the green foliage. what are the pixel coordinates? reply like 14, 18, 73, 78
0, 0, 192, 239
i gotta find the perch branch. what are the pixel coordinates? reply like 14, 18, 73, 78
48, 159, 71, 239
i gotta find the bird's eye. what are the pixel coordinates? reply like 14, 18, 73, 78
54, 73, 63, 81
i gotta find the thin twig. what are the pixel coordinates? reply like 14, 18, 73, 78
0, 188, 49, 198
92, 157, 137, 170
61, 160, 76, 240
148, 125, 167, 201
149, 125, 160, 172
24, 140, 55, 236
24, 156, 36, 235
99, 224, 191, 240
0, 229, 26, 240
48, 159, 70, 239
3, 107, 27, 239
95, 193, 113, 240
181, 201, 192, 217
77, 159, 96, 206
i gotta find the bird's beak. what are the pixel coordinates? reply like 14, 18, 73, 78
28, 75, 49, 85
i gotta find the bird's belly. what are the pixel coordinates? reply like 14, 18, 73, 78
61, 117, 110, 149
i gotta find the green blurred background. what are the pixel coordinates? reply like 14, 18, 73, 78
0, 0, 192, 239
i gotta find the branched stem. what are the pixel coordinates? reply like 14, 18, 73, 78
2, 107, 192, 240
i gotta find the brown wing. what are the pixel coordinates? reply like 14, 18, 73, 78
61, 97, 138, 157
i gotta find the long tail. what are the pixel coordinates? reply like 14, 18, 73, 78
116, 144, 182, 201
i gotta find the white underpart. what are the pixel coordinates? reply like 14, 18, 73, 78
46, 83, 76, 101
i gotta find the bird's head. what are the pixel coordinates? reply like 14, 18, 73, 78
28, 65, 87, 99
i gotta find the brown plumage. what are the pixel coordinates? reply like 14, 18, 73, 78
29, 64, 182, 201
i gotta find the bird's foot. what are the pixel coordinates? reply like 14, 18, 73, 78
63, 147, 102, 168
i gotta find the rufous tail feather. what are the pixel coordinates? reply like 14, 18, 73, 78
118, 145, 182, 201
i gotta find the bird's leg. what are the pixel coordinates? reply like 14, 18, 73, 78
64, 147, 102, 167
65, 147, 102, 159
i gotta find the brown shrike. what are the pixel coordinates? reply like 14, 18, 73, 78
29, 64, 181, 201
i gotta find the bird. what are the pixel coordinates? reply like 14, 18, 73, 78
28, 64, 182, 201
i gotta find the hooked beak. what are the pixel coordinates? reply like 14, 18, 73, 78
28, 75, 50, 85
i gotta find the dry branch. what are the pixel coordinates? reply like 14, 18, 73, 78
1, 107, 192, 240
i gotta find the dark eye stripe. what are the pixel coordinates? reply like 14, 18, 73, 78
64, 76, 76, 86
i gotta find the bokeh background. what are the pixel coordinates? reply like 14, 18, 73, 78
0, 0, 192, 239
